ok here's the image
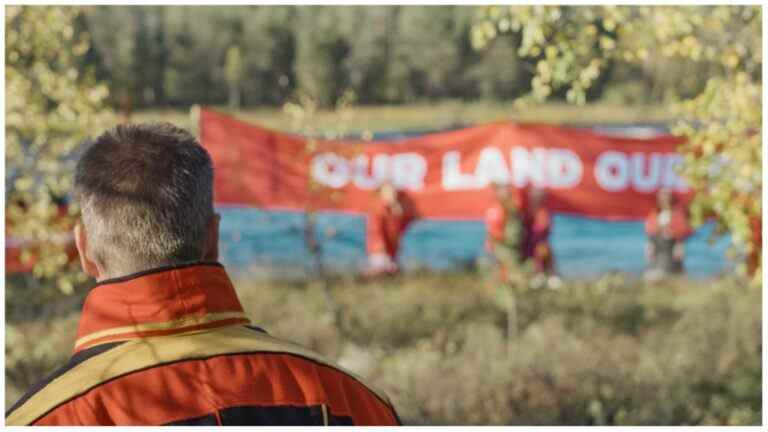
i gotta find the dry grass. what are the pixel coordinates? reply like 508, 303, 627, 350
227, 272, 761, 425
5, 271, 761, 425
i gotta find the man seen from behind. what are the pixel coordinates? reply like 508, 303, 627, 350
6, 123, 400, 426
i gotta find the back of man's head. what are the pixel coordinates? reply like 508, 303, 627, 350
74, 122, 214, 278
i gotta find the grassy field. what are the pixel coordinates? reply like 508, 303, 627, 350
132, 100, 675, 134
5, 271, 761, 425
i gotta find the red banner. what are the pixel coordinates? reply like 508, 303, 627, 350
200, 108, 691, 221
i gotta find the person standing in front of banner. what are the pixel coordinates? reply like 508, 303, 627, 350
644, 188, 693, 281
520, 186, 561, 289
485, 182, 525, 285
365, 182, 416, 276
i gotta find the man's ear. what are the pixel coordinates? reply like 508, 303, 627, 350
203, 213, 220, 262
74, 222, 101, 280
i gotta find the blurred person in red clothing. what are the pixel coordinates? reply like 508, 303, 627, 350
644, 188, 693, 281
485, 183, 559, 288
365, 182, 416, 276
485, 182, 523, 283
519, 186, 560, 289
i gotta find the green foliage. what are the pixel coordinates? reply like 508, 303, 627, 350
292, 7, 353, 107
674, 74, 761, 280
238, 6, 296, 105
5, 6, 114, 291
472, 5, 762, 283
74, 5, 726, 109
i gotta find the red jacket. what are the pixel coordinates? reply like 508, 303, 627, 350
484, 202, 507, 251
521, 209, 552, 255
487, 189, 553, 272
6, 263, 400, 426
645, 206, 693, 241
366, 198, 415, 258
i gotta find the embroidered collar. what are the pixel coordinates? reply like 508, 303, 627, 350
74, 262, 250, 353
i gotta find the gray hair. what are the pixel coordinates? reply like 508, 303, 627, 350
74, 122, 214, 277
